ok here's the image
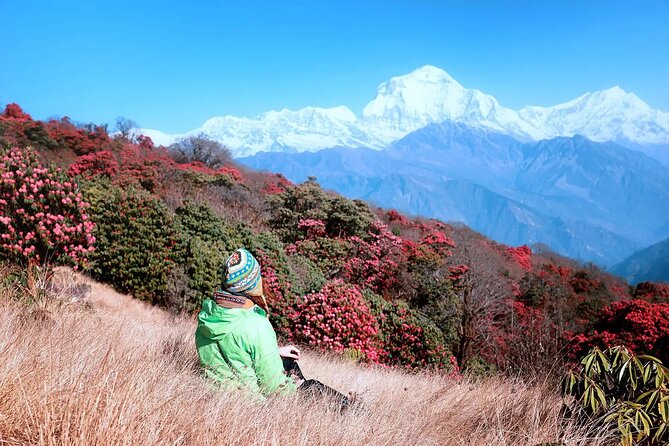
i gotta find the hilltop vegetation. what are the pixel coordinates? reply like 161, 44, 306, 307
2, 102, 669, 374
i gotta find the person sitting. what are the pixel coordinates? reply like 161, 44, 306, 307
195, 248, 352, 410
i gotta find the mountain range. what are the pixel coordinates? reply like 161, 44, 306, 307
140, 66, 669, 268
241, 124, 669, 266
142, 65, 669, 162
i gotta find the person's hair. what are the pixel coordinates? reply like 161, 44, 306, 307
249, 279, 273, 314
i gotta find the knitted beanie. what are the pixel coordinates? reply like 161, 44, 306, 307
223, 248, 263, 297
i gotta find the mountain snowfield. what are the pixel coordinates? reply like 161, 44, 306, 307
141, 65, 669, 158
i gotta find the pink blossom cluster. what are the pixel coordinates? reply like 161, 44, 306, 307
420, 229, 456, 255
255, 250, 289, 303
297, 218, 326, 238
292, 280, 380, 361
341, 221, 404, 295
0, 147, 95, 266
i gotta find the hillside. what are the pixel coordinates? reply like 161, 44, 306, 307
0, 268, 611, 445
611, 237, 669, 284
3, 103, 669, 445
1, 102, 668, 375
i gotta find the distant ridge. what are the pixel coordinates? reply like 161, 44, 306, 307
141, 65, 669, 160
611, 238, 669, 284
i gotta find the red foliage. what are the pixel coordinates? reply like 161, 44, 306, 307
570, 299, 669, 362
262, 174, 293, 195
420, 229, 455, 255
217, 166, 243, 182
341, 221, 403, 295
506, 245, 532, 271
386, 209, 411, 226
136, 135, 154, 150
373, 300, 454, 370
45, 118, 113, 156
448, 264, 470, 284
2, 103, 32, 121
297, 218, 326, 239
635, 282, 669, 303
291, 280, 380, 361
68, 151, 119, 179
569, 271, 601, 294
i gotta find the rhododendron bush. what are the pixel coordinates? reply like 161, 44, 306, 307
570, 299, 669, 363
341, 221, 404, 295
291, 280, 380, 361
68, 150, 119, 180
367, 291, 452, 369
0, 147, 94, 267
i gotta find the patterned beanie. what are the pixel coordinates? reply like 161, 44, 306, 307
223, 248, 262, 296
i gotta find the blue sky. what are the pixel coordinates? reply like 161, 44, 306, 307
2, 0, 668, 133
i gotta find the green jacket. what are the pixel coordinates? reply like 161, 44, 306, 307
195, 298, 296, 397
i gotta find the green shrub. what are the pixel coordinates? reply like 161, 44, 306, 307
83, 179, 177, 303
563, 346, 669, 445
285, 253, 325, 297
269, 182, 374, 242
365, 290, 451, 369
171, 200, 250, 310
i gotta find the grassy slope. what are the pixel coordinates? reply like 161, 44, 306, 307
0, 269, 611, 446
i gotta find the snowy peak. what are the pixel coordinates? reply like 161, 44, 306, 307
519, 86, 669, 145
140, 65, 669, 157
364, 66, 496, 132
360, 65, 546, 142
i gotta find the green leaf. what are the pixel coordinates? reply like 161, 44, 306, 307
660, 400, 669, 423
594, 384, 607, 411
653, 422, 667, 443
636, 354, 663, 364
596, 349, 611, 371
643, 364, 652, 384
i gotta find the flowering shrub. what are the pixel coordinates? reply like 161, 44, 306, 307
117, 145, 174, 192
570, 299, 669, 363
68, 151, 119, 180
635, 282, 669, 303
291, 280, 380, 361
269, 182, 374, 242
341, 221, 403, 295
366, 291, 453, 369
262, 174, 293, 195
45, 117, 114, 155
297, 218, 326, 238
286, 235, 352, 279
0, 147, 94, 267
420, 229, 455, 255
497, 300, 564, 375
175, 161, 239, 187
448, 264, 470, 284
386, 209, 411, 226
505, 245, 532, 271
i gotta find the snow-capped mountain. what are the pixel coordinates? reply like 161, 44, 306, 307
140, 65, 669, 157
140, 106, 382, 157
360, 65, 543, 142
519, 86, 669, 145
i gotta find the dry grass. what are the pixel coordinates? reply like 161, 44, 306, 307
0, 268, 613, 446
